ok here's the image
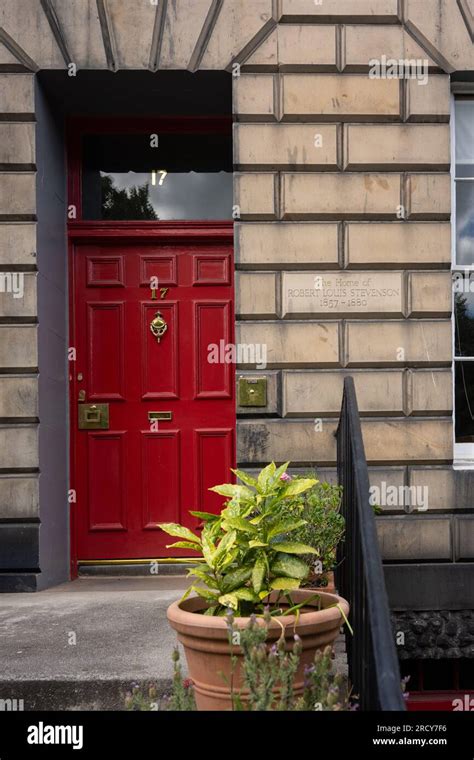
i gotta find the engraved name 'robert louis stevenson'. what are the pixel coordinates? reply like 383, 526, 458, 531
283, 272, 403, 316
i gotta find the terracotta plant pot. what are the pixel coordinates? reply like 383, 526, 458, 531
307, 570, 336, 594
167, 589, 349, 711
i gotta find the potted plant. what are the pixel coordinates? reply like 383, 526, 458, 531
125, 629, 350, 712
160, 462, 350, 711
285, 477, 345, 594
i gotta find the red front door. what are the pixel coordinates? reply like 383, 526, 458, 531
72, 236, 235, 560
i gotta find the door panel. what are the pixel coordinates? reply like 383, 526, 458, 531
141, 301, 179, 398
87, 255, 124, 286
194, 301, 232, 398
195, 428, 234, 514
73, 240, 235, 559
192, 252, 231, 284
139, 252, 177, 286
87, 432, 126, 531
141, 431, 180, 529
87, 302, 125, 399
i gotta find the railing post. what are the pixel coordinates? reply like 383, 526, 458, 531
336, 377, 406, 711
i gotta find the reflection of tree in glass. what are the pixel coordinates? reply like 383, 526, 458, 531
455, 293, 474, 357
455, 361, 474, 440
455, 294, 474, 440
101, 174, 158, 220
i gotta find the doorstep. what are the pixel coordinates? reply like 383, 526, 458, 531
0, 679, 170, 711
0, 576, 189, 711
78, 562, 197, 577
0, 576, 349, 710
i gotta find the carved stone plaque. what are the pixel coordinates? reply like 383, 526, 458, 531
283, 272, 403, 317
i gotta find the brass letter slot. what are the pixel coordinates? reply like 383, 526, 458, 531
148, 411, 173, 421
78, 403, 109, 430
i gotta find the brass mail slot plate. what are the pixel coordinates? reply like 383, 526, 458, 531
78, 403, 109, 430
238, 377, 267, 407
148, 411, 173, 421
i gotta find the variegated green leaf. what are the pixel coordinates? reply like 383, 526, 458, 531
192, 586, 220, 602
222, 516, 257, 534
270, 577, 301, 590
267, 519, 307, 540
271, 552, 309, 580
240, 502, 256, 519
200, 529, 216, 566
178, 584, 194, 604
280, 478, 318, 498
221, 566, 252, 593
220, 501, 242, 520
189, 510, 219, 522
271, 541, 317, 555
249, 514, 266, 525
231, 468, 258, 488
158, 523, 200, 544
189, 568, 219, 588
233, 587, 258, 601
220, 547, 239, 570
214, 530, 237, 564
273, 461, 291, 481
249, 540, 268, 548
218, 593, 239, 610
252, 555, 266, 594
209, 484, 253, 501
166, 541, 202, 552
257, 462, 276, 491
188, 563, 212, 575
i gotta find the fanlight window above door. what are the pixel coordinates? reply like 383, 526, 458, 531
81, 131, 232, 221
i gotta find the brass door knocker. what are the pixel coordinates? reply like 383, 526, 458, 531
150, 311, 168, 343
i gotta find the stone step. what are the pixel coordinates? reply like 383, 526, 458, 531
0, 679, 171, 712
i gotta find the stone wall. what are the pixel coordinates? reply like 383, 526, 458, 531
392, 610, 474, 660
233, 0, 474, 571
0, 70, 38, 589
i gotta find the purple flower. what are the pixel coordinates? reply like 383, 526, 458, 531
280, 472, 292, 481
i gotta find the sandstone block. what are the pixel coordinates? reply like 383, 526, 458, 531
236, 222, 339, 268
236, 272, 278, 318
345, 320, 452, 365
236, 321, 339, 367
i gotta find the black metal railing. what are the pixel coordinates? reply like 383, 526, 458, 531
335, 377, 405, 711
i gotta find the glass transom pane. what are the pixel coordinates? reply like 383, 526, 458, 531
82, 132, 233, 221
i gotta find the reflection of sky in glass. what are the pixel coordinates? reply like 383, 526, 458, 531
466, 291, 474, 319
454, 103, 474, 438
100, 171, 232, 220
456, 183, 474, 265
455, 101, 474, 265
455, 100, 474, 176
